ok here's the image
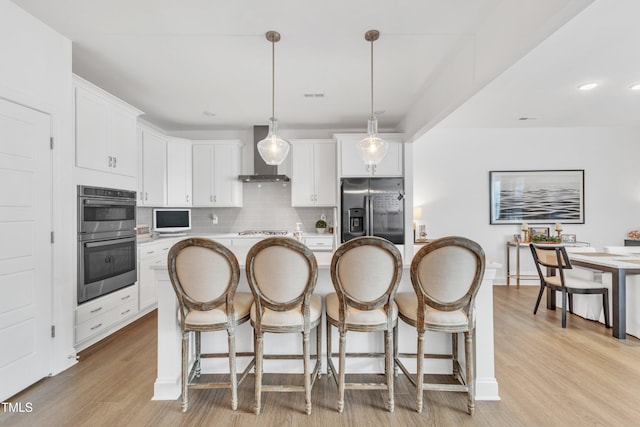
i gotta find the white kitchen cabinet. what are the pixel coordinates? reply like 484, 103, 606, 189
166, 137, 192, 206
337, 134, 403, 177
137, 239, 177, 310
75, 284, 139, 345
138, 126, 166, 206
192, 141, 243, 207
303, 235, 335, 252
74, 75, 142, 177
291, 139, 336, 207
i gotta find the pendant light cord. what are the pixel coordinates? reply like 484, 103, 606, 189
370, 37, 374, 118
271, 37, 275, 119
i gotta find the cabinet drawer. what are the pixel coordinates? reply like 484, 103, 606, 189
75, 298, 138, 343
76, 284, 138, 324
138, 239, 178, 261
304, 237, 334, 251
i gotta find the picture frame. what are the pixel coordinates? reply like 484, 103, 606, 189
561, 233, 577, 243
529, 227, 550, 239
489, 170, 585, 224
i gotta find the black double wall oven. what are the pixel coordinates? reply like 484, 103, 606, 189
77, 185, 137, 304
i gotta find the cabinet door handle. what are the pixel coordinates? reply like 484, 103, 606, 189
373, 165, 377, 174
310, 194, 314, 202
90, 323, 103, 331
90, 307, 103, 314
186, 195, 189, 203
108, 156, 113, 168
121, 309, 131, 316
210, 195, 213, 202
366, 164, 370, 172
214, 195, 217, 203
113, 156, 117, 168
145, 192, 148, 201
121, 295, 131, 301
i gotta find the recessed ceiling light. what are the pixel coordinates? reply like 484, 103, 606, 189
202, 110, 216, 117
630, 83, 640, 91
577, 82, 599, 91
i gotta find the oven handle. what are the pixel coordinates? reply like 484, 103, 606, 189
84, 237, 136, 248
83, 198, 136, 207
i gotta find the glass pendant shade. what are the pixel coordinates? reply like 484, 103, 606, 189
358, 116, 388, 165
257, 117, 290, 165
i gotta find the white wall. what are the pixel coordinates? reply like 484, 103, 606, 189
0, 0, 75, 373
413, 126, 640, 283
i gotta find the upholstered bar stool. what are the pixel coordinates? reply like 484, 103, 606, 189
167, 238, 255, 413
245, 237, 322, 415
326, 236, 402, 413
395, 236, 485, 415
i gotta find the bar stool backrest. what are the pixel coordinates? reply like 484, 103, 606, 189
331, 236, 402, 311
411, 237, 485, 313
168, 238, 240, 320
246, 237, 318, 311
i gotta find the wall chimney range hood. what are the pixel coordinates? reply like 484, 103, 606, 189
238, 125, 290, 182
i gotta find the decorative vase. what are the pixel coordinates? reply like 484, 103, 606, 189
316, 228, 326, 234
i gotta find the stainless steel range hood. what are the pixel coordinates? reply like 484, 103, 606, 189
238, 125, 290, 182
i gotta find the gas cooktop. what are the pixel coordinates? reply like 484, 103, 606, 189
237, 230, 288, 236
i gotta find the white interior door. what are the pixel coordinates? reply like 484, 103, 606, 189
0, 98, 52, 400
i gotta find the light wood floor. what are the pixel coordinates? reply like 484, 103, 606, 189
2, 286, 640, 426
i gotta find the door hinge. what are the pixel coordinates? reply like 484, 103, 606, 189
51, 231, 55, 244
51, 325, 55, 338
50, 137, 54, 150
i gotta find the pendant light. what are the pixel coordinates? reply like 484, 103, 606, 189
358, 30, 388, 166
257, 31, 291, 166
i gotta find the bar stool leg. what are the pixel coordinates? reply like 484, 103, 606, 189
254, 330, 263, 415
181, 332, 189, 413
227, 328, 238, 410
338, 330, 346, 413
385, 329, 394, 412
416, 330, 425, 414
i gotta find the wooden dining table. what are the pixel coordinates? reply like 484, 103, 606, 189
560, 252, 640, 339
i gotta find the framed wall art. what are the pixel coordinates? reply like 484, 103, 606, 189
489, 170, 585, 225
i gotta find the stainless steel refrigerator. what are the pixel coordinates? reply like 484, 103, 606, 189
341, 178, 405, 244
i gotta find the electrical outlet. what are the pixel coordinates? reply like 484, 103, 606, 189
211, 214, 218, 225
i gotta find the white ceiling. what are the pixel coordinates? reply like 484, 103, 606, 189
12, 0, 632, 136
439, 0, 640, 128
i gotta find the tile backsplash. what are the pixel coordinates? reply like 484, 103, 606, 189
137, 182, 335, 234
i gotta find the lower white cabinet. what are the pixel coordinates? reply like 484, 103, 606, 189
138, 239, 178, 310
75, 284, 139, 344
303, 235, 335, 252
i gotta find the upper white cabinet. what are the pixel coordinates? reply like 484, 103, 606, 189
166, 137, 192, 206
74, 75, 142, 177
138, 126, 166, 206
291, 139, 336, 207
192, 141, 243, 207
337, 134, 404, 177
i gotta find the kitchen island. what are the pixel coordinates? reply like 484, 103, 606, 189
151, 242, 501, 402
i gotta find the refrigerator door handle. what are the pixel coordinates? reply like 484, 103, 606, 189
367, 195, 374, 236
364, 195, 370, 236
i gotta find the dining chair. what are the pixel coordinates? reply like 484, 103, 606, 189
529, 243, 610, 329
394, 236, 485, 415
326, 236, 402, 413
245, 237, 322, 415
167, 238, 255, 412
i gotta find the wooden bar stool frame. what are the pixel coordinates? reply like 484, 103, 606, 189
326, 236, 403, 413
395, 236, 485, 415
167, 238, 255, 413
246, 237, 322, 415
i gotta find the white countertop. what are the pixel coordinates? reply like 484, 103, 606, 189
137, 232, 334, 246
